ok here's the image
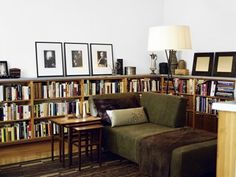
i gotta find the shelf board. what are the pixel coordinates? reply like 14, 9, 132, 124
0, 119, 31, 124
0, 99, 31, 104
34, 96, 82, 102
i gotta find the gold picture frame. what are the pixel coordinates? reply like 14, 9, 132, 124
213, 52, 236, 77
192, 53, 214, 76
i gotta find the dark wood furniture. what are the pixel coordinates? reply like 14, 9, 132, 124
74, 124, 103, 170
50, 115, 101, 167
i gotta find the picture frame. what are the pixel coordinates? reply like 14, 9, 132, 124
212, 52, 236, 77
64, 42, 90, 76
90, 43, 114, 75
192, 52, 214, 76
0, 61, 8, 78
35, 42, 64, 77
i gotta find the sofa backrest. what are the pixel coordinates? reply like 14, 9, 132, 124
88, 92, 140, 117
140, 92, 187, 128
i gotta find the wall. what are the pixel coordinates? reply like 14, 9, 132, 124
163, 0, 236, 71
0, 0, 164, 77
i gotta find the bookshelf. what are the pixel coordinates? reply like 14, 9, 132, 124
0, 75, 235, 146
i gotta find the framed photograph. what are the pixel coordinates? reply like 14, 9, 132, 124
35, 42, 64, 77
192, 52, 214, 76
64, 43, 90, 76
90, 43, 114, 75
0, 61, 8, 77
213, 52, 236, 77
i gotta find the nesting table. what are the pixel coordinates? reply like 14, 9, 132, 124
50, 115, 102, 167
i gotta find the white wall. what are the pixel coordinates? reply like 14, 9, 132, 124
163, 0, 236, 71
0, 0, 164, 77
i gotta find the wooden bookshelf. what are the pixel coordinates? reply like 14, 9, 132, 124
0, 74, 235, 146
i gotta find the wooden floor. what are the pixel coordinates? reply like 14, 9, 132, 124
0, 140, 78, 166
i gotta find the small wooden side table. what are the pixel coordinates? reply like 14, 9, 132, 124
74, 124, 104, 170
50, 115, 102, 167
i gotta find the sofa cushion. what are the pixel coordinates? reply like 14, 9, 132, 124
102, 123, 176, 163
89, 93, 140, 117
106, 107, 148, 127
140, 92, 187, 127
93, 94, 140, 125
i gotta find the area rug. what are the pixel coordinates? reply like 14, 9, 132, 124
0, 152, 148, 177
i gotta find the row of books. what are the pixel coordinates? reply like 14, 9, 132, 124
195, 96, 218, 114
0, 104, 31, 121
34, 121, 62, 137
34, 81, 81, 99
173, 78, 194, 94
196, 80, 235, 98
127, 78, 160, 93
34, 100, 90, 118
0, 122, 31, 143
0, 85, 30, 102
84, 80, 124, 96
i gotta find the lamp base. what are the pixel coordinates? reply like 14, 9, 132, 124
150, 68, 156, 74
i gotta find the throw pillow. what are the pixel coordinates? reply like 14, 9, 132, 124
106, 107, 148, 127
93, 96, 140, 125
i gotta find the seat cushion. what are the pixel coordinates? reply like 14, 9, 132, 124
102, 123, 175, 162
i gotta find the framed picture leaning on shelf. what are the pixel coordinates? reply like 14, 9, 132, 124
0, 61, 8, 78
64, 42, 90, 76
212, 51, 236, 77
35, 42, 64, 77
192, 52, 214, 76
90, 43, 114, 75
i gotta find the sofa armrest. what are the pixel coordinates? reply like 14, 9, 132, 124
171, 140, 217, 177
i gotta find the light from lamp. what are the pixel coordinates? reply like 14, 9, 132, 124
147, 25, 192, 51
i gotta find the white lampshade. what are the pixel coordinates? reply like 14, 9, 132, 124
148, 25, 192, 51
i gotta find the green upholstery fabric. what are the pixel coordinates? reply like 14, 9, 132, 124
102, 123, 176, 163
171, 140, 217, 177
140, 92, 187, 127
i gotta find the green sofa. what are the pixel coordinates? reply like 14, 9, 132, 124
89, 92, 217, 177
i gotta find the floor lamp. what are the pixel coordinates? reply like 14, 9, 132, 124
147, 25, 192, 94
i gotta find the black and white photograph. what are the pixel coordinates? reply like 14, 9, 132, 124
64, 43, 90, 76
35, 42, 64, 77
44, 50, 56, 68
72, 50, 83, 67
97, 51, 107, 67
0, 61, 8, 77
90, 43, 114, 75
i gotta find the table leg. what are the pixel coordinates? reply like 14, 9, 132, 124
78, 131, 81, 171
68, 127, 73, 167
51, 122, 54, 161
61, 126, 65, 167
98, 128, 102, 166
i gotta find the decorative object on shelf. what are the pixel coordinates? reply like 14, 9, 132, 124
90, 43, 114, 75
147, 25, 192, 93
149, 54, 157, 74
212, 52, 236, 77
0, 61, 9, 78
192, 52, 214, 76
175, 60, 189, 75
64, 42, 90, 76
147, 30, 158, 74
9, 68, 21, 78
115, 59, 123, 75
159, 62, 168, 74
169, 50, 178, 75
35, 42, 64, 77
124, 66, 136, 75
